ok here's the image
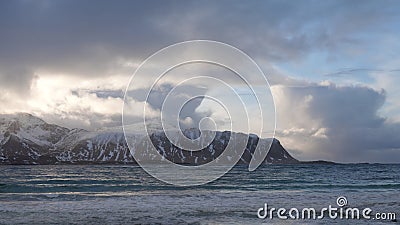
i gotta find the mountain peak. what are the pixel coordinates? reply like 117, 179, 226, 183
0, 113, 46, 127
0, 113, 299, 165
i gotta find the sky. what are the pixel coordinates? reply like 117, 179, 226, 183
1, 0, 400, 163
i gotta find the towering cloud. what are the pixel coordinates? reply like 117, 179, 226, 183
273, 82, 400, 163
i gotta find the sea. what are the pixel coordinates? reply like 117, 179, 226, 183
0, 164, 399, 224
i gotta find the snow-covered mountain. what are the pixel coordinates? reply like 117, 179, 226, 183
0, 113, 298, 165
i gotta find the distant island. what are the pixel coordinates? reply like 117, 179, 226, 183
0, 113, 334, 165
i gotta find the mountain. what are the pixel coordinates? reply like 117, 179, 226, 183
0, 113, 299, 165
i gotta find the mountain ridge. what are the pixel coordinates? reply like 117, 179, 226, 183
0, 113, 301, 165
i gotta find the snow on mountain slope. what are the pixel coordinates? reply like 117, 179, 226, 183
0, 113, 69, 147
55, 129, 140, 163
0, 113, 298, 165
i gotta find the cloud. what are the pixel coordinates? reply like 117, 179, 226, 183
0, 73, 135, 130
369, 66, 400, 123
0, 67, 38, 97
1, 0, 398, 83
0, 0, 400, 162
127, 83, 210, 130
273, 82, 400, 163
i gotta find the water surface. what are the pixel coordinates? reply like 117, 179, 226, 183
0, 164, 399, 224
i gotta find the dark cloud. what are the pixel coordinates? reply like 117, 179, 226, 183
1, 0, 399, 80
301, 84, 385, 129
323, 68, 400, 77
0, 0, 178, 77
89, 90, 124, 99
0, 67, 37, 96
128, 83, 210, 129
274, 83, 400, 163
